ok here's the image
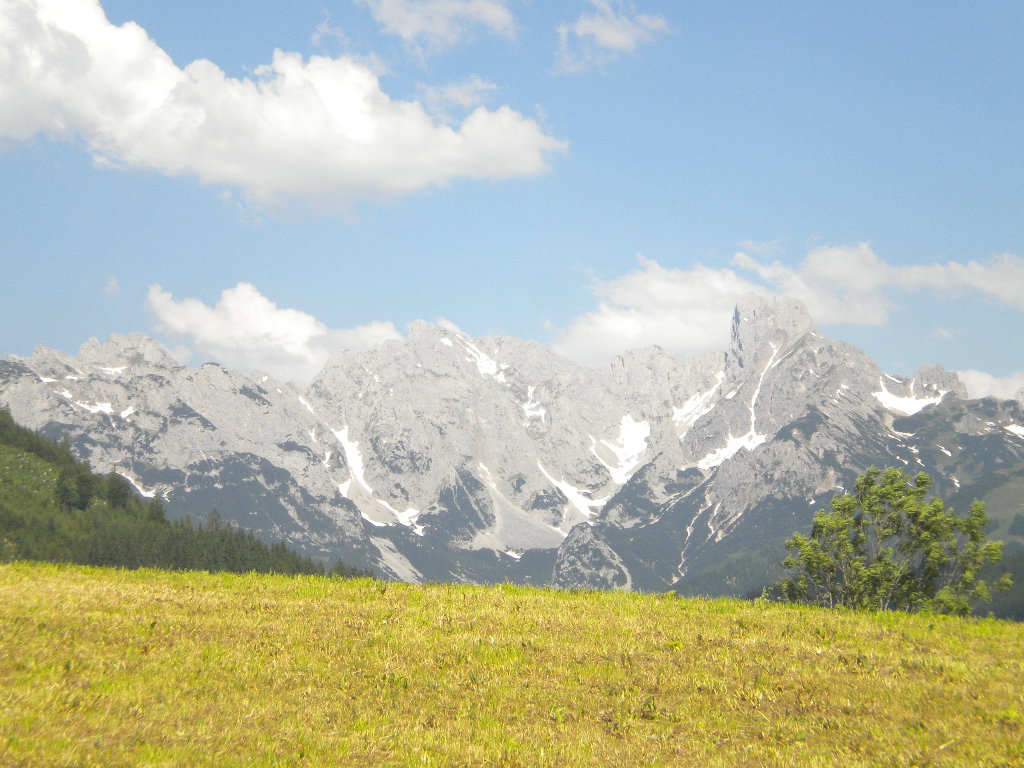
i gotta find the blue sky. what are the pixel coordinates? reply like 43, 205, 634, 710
1, 0, 1023, 396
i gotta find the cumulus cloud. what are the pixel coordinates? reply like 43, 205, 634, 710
0, 0, 564, 210
891, 254, 1024, 310
551, 256, 765, 366
732, 244, 897, 325
146, 283, 402, 384
552, 247, 1024, 368
734, 246, 1024, 322
357, 0, 516, 51
557, 0, 669, 73
956, 370, 1024, 401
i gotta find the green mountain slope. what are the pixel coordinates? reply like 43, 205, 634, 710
0, 408, 362, 576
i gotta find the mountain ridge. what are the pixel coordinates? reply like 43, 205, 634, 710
2, 295, 1022, 601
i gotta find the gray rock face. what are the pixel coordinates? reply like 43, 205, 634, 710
3, 299, 1022, 594
551, 523, 631, 590
914, 364, 969, 399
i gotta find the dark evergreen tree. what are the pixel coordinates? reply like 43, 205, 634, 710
0, 408, 356, 578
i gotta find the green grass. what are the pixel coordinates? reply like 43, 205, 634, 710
2, 562, 1022, 767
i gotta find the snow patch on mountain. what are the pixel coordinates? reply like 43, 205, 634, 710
333, 426, 372, 495
77, 401, 115, 415
537, 462, 607, 530
382, 501, 424, 536
697, 431, 768, 471
696, 345, 778, 470
521, 386, 546, 423
872, 378, 944, 415
478, 463, 499, 491
333, 425, 422, 532
455, 335, 507, 382
673, 372, 724, 434
115, 469, 158, 499
590, 415, 650, 484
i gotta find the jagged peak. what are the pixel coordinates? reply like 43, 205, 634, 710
408, 318, 466, 340
76, 333, 179, 370
913, 364, 967, 399
26, 344, 81, 374
726, 294, 815, 372
406, 318, 436, 338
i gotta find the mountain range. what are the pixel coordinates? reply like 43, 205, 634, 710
2, 295, 1023, 599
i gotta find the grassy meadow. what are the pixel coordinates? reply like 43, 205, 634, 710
1, 562, 1022, 767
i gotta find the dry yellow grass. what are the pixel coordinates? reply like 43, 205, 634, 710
1, 562, 1022, 767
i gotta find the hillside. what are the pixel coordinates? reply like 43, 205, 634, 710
1, 562, 1022, 767
0, 408, 358, 576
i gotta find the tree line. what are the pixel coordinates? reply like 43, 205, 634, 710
0, 408, 370, 578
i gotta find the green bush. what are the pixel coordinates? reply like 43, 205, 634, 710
773, 467, 1012, 615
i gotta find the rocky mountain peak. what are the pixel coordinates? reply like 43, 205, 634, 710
23, 344, 82, 379
407, 319, 468, 343
913, 364, 967, 399
76, 333, 180, 371
726, 294, 815, 373
3, 298, 1021, 596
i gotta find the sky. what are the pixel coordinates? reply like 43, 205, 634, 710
1, 0, 1023, 397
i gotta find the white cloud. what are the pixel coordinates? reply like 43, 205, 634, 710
311, 17, 348, 50
732, 244, 897, 325
892, 254, 1024, 310
419, 75, 499, 122
956, 370, 1024, 401
146, 283, 402, 384
734, 246, 1024, 322
557, 0, 669, 73
102, 275, 120, 296
552, 247, 1024, 368
358, 0, 516, 51
551, 256, 765, 366
0, 0, 564, 210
